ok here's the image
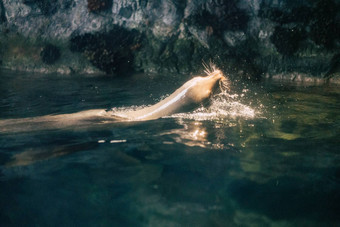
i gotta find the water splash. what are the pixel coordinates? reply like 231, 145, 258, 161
167, 91, 257, 121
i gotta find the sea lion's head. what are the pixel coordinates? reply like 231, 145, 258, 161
188, 68, 228, 103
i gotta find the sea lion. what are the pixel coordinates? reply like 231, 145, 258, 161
116, 67, 227, 120
0, 67, 227, 133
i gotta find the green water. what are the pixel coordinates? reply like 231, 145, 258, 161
0, 71, 339, 226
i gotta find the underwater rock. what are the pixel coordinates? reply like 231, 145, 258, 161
40, 44, 61, 64
229, 176, 340, 221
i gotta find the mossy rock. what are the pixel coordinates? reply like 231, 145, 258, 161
87, 0, 112, 13
271, 26, 305, 56
173, 39, 194, 73
23, 0, 59, 16
69, 26, 141, 75
40, 44, 61, 65
133, 35, 166, 72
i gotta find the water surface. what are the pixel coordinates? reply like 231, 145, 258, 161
0, 70, 339, 226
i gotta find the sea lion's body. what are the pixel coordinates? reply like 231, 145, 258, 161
0, 69, 226, 133
0, 109, 113, 133
118, 69, 226, 120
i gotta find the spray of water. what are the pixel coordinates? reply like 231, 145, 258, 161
167, 91, 256, 121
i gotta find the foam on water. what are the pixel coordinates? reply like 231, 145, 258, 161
168, 91, 257, 121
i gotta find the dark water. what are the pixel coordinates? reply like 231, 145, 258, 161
0, 70, 339, 226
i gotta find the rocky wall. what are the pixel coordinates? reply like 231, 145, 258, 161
0, 0, 339, 82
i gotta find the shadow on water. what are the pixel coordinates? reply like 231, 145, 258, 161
228, 136, 340, 221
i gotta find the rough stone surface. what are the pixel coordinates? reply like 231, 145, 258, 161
69, 25, 141, 74
0, 0, 6, 24
0, 0, 339, 82
40, 44, 61, 64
